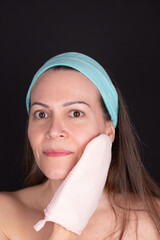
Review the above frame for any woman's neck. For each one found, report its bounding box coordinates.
[38,179,64,208]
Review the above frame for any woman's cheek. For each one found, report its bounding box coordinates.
[69,122,102,158]
[28,125,42,157]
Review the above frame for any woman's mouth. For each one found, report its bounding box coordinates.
[43,149,73,157]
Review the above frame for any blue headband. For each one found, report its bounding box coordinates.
[26,52,118,128]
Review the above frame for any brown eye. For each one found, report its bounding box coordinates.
[70,110,83,118]
[35,111,48,119]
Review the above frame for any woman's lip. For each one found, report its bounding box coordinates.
[43,149,73,157]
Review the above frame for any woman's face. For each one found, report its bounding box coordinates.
[28,69,113,180]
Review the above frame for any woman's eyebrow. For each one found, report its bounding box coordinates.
[31,101,91,108]
[63,101,91,108]
[31,102,49,108]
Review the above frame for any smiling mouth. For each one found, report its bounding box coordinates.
[43,149,73,157]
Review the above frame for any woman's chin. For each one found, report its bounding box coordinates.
[44,167,71,180]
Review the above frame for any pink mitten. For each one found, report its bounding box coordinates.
[34,134,112,235]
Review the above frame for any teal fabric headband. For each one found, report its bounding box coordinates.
[26,52,118,128]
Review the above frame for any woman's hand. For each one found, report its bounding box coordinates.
[48,224,77,240]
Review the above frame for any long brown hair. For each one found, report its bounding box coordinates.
[24,66,160,239]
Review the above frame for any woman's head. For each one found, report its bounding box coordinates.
[24,52,143,193]
[28,67,115,180]
[24,52,138,187]
[26,52,118,128]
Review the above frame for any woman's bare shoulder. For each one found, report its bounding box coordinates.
[107,194,160,239]
[0,188,53,240]
[0,191,20,239]
[0,187,32,208]
[126,197,160,239]
[0,185,42,210]
[0,187,37,222]
[0,186,44,239]
[0,191,19,214]
[0,190,29,225]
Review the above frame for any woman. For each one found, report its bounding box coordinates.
[0,52,160,240]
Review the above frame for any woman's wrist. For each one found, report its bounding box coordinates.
[48,223,77,240]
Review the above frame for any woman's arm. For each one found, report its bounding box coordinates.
[48,224,77,240]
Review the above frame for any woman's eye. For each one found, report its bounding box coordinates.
[34,111,48,119]
[70,110,83,118]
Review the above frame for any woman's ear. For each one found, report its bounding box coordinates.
[104,121,115,142]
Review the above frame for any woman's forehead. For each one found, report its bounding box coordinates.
[30,69,100,102]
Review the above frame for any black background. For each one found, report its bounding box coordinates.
[0,0,160,191]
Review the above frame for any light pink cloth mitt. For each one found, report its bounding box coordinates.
[34,134,112,235]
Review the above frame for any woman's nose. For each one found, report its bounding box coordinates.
[46,118,67,139]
